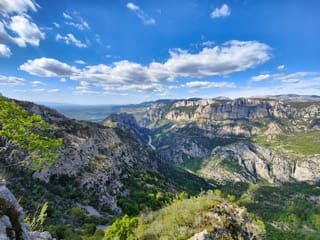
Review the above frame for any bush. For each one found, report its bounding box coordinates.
[103,215,138,240]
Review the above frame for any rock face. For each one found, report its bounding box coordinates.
[130,98,319,128]
[199,141,320,184]
[0,185,52,240]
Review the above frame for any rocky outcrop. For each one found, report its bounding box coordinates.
[0,185,52,240]
[200,141,320,184]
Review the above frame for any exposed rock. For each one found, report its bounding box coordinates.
[0,185,52,240]
[189,229,210,240]
[29,231,52,240]
[200,142,320,184]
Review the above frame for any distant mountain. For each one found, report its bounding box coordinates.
[263,94,320,102]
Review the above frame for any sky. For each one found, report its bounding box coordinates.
[0,0,320,105]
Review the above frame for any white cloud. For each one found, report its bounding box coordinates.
[0,43,11,57]
[0,1,44,50]
[251,71,319,84]
[60,77,67,82]
[211,4,231,19]
[164,40,271,77]
[74,60,86,65]
[62,12,72,20]
[0,75,25,85]
[274,72,317,83]
[65,21,89,31]
[9,15,45,47]
[202,40,215,47]
[56,33,87,48]
[277,65,285,71]
[19,57,79,77]
[126,2,156,25]
[251,74,271,81]
[0,0,38,16]
[185,81,235,88]
[31,80,43,86]
[20,40,271,93]
[63,11,90,30]
[53,22,60,28]
[103,83,163,92]
[47,88,60,93]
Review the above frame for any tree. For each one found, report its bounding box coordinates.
[103,215,138,240]
[69,206,85,223]
[0,97,62,170]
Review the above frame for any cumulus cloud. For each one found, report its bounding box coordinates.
[9,15,45,47]
[0,0,44,52]
[56,33,87,48]
[0,43,11,57]
[277,65,285,71]
[20,40,271,93]
[126,2,156,25]
[211,4,231,18]
[0,0,38,16]
[164,40,271,77]
[19,57,79,77]
[185,81,235,88]
[251,71,319,84]
[0,75,25,85]
[60,77,67,82]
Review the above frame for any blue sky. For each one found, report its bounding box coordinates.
[0,0,320,104]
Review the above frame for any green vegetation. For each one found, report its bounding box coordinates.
[25,201,49,231]
[0,96,62,169]
[180,156,203,172]
[289,101,320,110]
[105,191,266,240]
[117,167,175,216]
[159,163,211,195]
[218,182,320,240]
[252,130,320,155]
[104,215,138,240]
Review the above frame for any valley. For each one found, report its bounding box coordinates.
[0,95,319,239]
